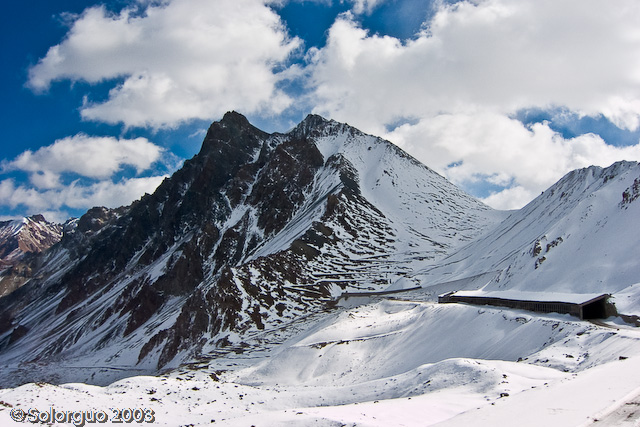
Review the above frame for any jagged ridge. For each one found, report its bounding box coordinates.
[0,215,63,297]
[0,112,498,385]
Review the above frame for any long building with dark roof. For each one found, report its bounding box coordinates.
[438,290,613,320]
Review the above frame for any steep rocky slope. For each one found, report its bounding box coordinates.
[0,112,499,384]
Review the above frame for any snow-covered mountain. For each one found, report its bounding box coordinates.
[410,160,640,317]
[1,114,640,426]
[0,112,499,385]
[0,214,62,297]
[0,215,62,266]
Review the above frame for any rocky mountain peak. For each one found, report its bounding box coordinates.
[0,215,63,297]
[288,113,348,141]
[198,111,268,157]
[0,215,62,263]
[413,160,640,299]
[0,113,501,382]
[222,109,250,123]
[296,113,331,131]
[29,214,46,223]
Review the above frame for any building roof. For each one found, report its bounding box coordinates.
[448,290,608,306]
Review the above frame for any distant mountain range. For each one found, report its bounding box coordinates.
[0,214,62,296]
[0,112,638,387]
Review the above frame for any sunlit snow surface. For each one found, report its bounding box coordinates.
[0,116,504,380]
[413,161,640,316]
[2,154,640,424]
[2,296,640,426]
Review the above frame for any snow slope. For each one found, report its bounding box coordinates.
[1,119,640,426]
[1,297,639,426]
[0,113,501,385]
[411,161,640,316]
[272,117,503,297]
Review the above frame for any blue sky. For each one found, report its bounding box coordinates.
[2,0,640,222]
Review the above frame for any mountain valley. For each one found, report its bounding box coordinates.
[0,113,639,426]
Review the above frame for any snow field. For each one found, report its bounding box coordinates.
[1,300,640,426]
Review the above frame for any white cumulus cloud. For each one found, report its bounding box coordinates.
[28,0,301,129]
[0,176,168,222]
[308,0,640,132]
[0,133,176,220]
[385,113,640,209]
[3,134,165,189]
[305,0,640,208]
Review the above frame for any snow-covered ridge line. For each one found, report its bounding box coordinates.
[1,115,640,426]
[412,160,640,317]
[0,112,501,384]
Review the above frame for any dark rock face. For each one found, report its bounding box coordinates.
[621,177,640,208]
[0,112,494,378]
[0,112,334,369]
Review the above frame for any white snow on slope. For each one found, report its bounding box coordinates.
[1,298,639,426]
[313,122,503,260]
[413,161,640,315]
[254,119,503,267]
[0,216,62,268]
[1,147,640,425]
